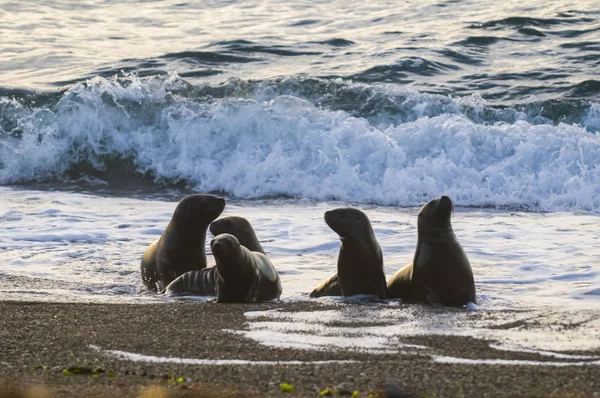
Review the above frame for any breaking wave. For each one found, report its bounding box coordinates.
[2,74,600,210]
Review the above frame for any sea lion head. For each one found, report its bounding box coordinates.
[210,233,243,263]
[418,195,453,234]
[324,208,372,239]
[172,194,226,228]
[210,216,252,237]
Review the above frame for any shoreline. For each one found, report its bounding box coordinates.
[1,301,599,397]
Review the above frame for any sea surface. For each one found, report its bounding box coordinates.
[1,0,600,356]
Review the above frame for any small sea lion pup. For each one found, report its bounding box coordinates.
[387,196,476,307]
[310,208,386,299]
[209,216,265,253]
[140,194,226,292]
[211,233,282,303]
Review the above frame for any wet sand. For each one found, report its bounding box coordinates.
[1,301,599,397]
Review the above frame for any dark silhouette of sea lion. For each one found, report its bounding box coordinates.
[387,196,476,307]
[211,233,282,303]
[310,208,386,299]
[140,194,225,292]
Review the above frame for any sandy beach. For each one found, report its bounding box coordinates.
[1,301,599,398]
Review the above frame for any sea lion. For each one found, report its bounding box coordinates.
[140,194,226,292]
[211,233,282,303]
[162,267,218,296]
[209,216,265,253]
[310,208,386,299]
[387,196,476,307]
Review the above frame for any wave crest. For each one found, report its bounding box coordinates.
[1,74,600,210]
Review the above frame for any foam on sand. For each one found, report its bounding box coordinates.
[89,345,356,366]
[238,306,600,354]
[433,356,600,367]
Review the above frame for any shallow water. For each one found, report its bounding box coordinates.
[1,186,598,308]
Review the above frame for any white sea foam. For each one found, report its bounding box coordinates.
[228,322,427,353]
[236,306,600,355]
[2,76,600,210]
[227,329,402,353]
[488,344,600,360]
[89,345,356,365]
[432,356,600,366]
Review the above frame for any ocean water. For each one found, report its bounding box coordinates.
[1,0,600,356]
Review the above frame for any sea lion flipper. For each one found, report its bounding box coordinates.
[424,286,440,304]
[386,263,414,299]
[309,273,342,297]
[245,276,259,303]
[379,281,387,300]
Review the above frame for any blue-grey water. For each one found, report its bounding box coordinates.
[2,0,599,100]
